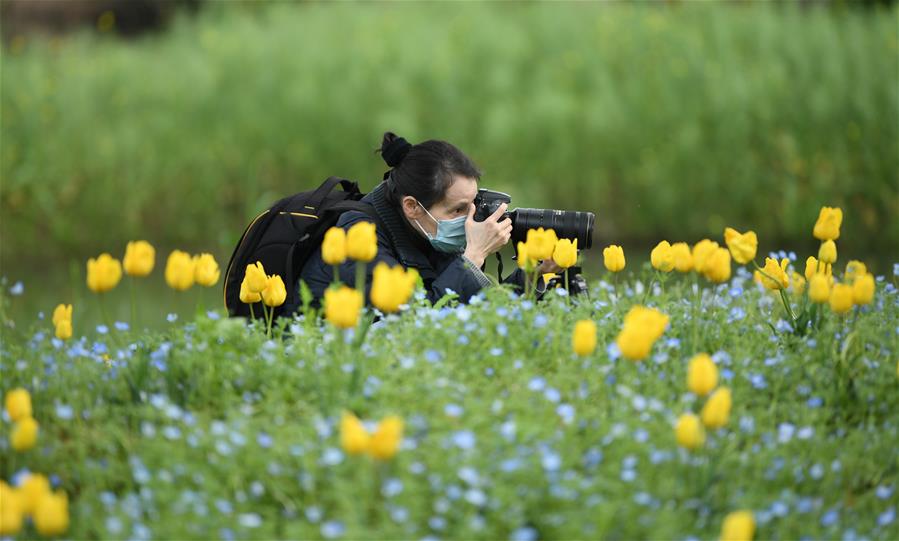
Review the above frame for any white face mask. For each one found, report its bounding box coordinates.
[413,201,467,253]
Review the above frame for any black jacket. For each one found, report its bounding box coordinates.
[299,181,539,306]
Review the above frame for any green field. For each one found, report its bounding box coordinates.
[2,2,898,273]
[1,260,898,539]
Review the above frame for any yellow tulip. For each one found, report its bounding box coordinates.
[844,260,867,282]
[818,240,837,264]
[524,228,558,261]
[371,262,418,313]
[703,247,732,283]
[346,221,378,262]
[650,240,675,272]
[829,283,853,314]
[572,320,597,356]
[324,286,363,329]
[804,256,819,281]
[244,261,268,293]
[851,273,874,305]
[720,510,756,541]
[692,239,719,274]
[675,413,705,450]
[603,245,626,272]
[52,304,72,327]
[0,481,23,536]
[340,411,370,455]
[18,474,50,516]
[322,227,348,266]
[759,257,789,291]
[164,250,195,291]
[86,253,122,293]
[123,240,155,277]
[808,274,831,303]
[813,206,842,241]
[701,387,732,429]
[369,415,404,460]
[11,416,39,452]
[33,490,69,537]
[4,388,32,422]
[552,238,578,269]
[687,353,718,397]
[724,228,758,265]
[239,276,262,304]
[193,253,221,287]
[671,242,693,273]
[616,306,669,361]
[516,241,537,271]
[261,275,287,307]
[55,319,72,341]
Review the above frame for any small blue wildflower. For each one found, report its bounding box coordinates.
[876,485,894,500]
[878,507,895,526]
[821,509,839,527]
[238,513,262,528]
[528,377,546,391]
[9,281,24,296]
[451,430,476,450]
[305,506,322,523]
[114,321,129,331]
[257,432,273,448]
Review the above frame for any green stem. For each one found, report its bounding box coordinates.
[129,276,137,330]
[355,260,366,294]
[265,303,274,338]
[333,264,341,286]
[249,302,255,321]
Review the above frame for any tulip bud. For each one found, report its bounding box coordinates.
[703,247,732,284]
[691,239,719,274]
[164,250,195,291]
[55,319,72,341]
[86,253,123,293]
[813,206,842,241]
[818,240,837,264]
[52,304,72,328]
[239,277,262,304]
[11,416,39,452]
[369,416,404,460]
[516,241,537,271]
[808,273,831,303]
[526,228,558,260]
[33,490,69,537]
[4,388,32,422]
[572,320,597,356]
[851,273,874,305]
[324,286,363,329]
[829,283,853,314]
[18,474,50,516]
[724,228,758,265]
[261,275,287,307]
[193,253,221,287]
[552,238,578,269]
[701,387,732,429]
[759,257,789,290]
[687,353,718,396]
[671,242,693,273]
[603,245,626,272]
[340,411,370,455]
[322,227,348,266]
[0,481,23,536]
[650,240,675,272]
[123,240,156,277]
[371,262,417,313]
[244,261,268,293]
[720,510,756,541]
[804,256,819,281]
[675,413,705,450]
[844,260,867,282]
[346,221,378,262]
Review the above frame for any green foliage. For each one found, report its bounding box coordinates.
[2,2,897,267]
[1,266,897,539]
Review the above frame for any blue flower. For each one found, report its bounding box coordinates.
[878,507,895,526]
[257,432,273,448]
[528,377,546,391]
[451,430,476,450]
[9,281,24,296]
[820,509,839,527]
[425,349,443,363]
[238,513,262,528]
[55,402,74,420]
[876,485,894,500]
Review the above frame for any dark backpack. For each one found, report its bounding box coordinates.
[222,176,382,320]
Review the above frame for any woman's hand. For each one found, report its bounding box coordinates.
[462,202,512,267]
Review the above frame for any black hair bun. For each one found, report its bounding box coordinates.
[381,134,412,167]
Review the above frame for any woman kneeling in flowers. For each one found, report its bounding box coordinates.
[300,132,560,306]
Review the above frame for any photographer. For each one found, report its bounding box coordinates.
[299,132,562,306]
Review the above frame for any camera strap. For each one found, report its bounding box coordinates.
[495,252,504,281]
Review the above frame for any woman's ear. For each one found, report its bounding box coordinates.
[401,196,423,222]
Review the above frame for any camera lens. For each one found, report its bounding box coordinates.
[510,208,595,249]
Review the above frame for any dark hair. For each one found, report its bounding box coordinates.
[376,131,482,208]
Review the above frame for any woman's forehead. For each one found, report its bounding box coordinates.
[443,176,478,206]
